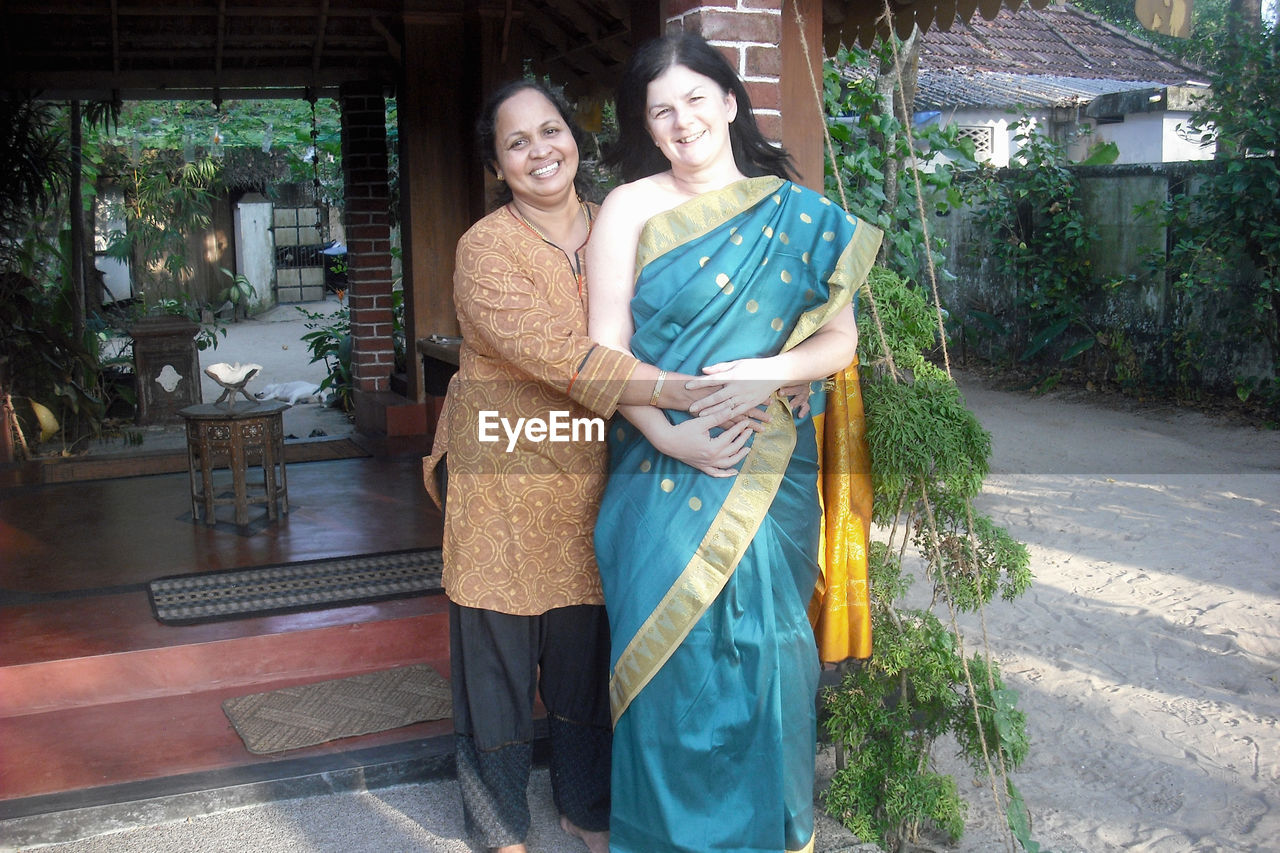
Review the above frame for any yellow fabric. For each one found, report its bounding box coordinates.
[809,359,874,662]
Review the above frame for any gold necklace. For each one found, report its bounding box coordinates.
[511,198,589,247]
[511,199,591,292]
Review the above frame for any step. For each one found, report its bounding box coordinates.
[0,668,457,805]
[0,593,449,716]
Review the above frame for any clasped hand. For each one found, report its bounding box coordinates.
[687,358,813,421]
[653,358,811,477]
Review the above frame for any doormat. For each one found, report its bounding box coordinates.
[222,664,452,754]
[148,548,443,625]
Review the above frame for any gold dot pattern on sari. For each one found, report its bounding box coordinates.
[716,272,730,288]
[640,459,652,473]
[660,478,675,493]
[763,226,773,238]
[779,232,790,245]
[771,318,784,331]
[823,231,835,241]
[746,300,759,313]
[689,496,702,511]
[731,233,743,245]
[781,270,793,284]
[800,213,812,223]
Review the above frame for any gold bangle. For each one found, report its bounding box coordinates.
[649,370,667,407]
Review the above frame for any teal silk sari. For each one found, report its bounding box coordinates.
[595,177,881,853]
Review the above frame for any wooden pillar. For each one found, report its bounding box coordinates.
[398,8,485,404]
[782,0,825,190]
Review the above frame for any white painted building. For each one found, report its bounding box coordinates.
[910,3,1212,167]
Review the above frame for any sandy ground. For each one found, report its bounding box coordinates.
[895,373,1280,853]
[12,364,1280,852]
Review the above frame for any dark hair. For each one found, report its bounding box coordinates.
[475,78,595,208]
[604,32,795,184]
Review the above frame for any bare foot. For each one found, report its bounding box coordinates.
[560,815,609,853]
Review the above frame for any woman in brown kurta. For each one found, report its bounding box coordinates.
[422,80,751,853]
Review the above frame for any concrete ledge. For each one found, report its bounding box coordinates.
[0,734,460,848]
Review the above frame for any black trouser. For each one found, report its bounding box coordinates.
[449,602,612,849]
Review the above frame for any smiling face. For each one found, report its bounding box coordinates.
[644,63,738,174]
[492,87,580,208]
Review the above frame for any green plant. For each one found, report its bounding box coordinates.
[100,146,219,303]
[298,303,354,412]
[822,268,1037,851]
[1177,22,1277,409]
[825,45,977,288]
[967,118,1100,369]
[216,266,258,321]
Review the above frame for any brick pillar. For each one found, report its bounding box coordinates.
[666,1,784,143]
[339,82,397,431]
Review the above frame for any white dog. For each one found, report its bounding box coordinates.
[255,381,328,405]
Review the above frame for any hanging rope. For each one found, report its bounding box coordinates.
[307,89,321,200]
[790,5,900,385]
[790,3,1020,849]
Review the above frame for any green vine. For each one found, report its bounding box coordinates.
[966,119,1101,368]
[1139,22,1280,413]
[822,268,1036,852]
[823,45,976,287]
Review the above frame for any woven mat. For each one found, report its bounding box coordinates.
[148,548,443,625]
[222,664,452,754]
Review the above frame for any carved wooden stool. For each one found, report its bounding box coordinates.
[180,401,289,528]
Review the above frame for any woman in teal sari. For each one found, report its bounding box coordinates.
[587,34,882,853]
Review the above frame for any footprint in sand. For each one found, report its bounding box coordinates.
[1159,696,1209,727]
[1134,768,1186,816]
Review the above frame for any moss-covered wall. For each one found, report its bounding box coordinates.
[933,162,1274,391]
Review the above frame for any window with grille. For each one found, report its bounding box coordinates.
[273,206,326,303]
[956,125,994,161]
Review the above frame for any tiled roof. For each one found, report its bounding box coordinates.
[916,71,1181,110]
[919,3,1204,79]
[911,3,1206,109]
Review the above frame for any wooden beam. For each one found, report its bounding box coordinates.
[782,0,825,190]
[312,0,331,77]
[111,0,121,75]
[215,0,226,82]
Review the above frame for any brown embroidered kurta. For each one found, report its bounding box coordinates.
[423,205,636,615]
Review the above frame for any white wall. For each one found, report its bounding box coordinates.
[1163,114,1215,161]
[942,107,1211,166]
[233,195,276,314]
[94,188,132,303]
[1088,112,1167,164]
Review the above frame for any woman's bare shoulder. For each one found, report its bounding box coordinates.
[600,174,684,226]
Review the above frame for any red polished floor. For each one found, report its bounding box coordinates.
[0,447,448,813]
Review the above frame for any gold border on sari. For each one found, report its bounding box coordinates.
[609,396,796,724]
[609,182,885,723]
[634,176,784,273]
